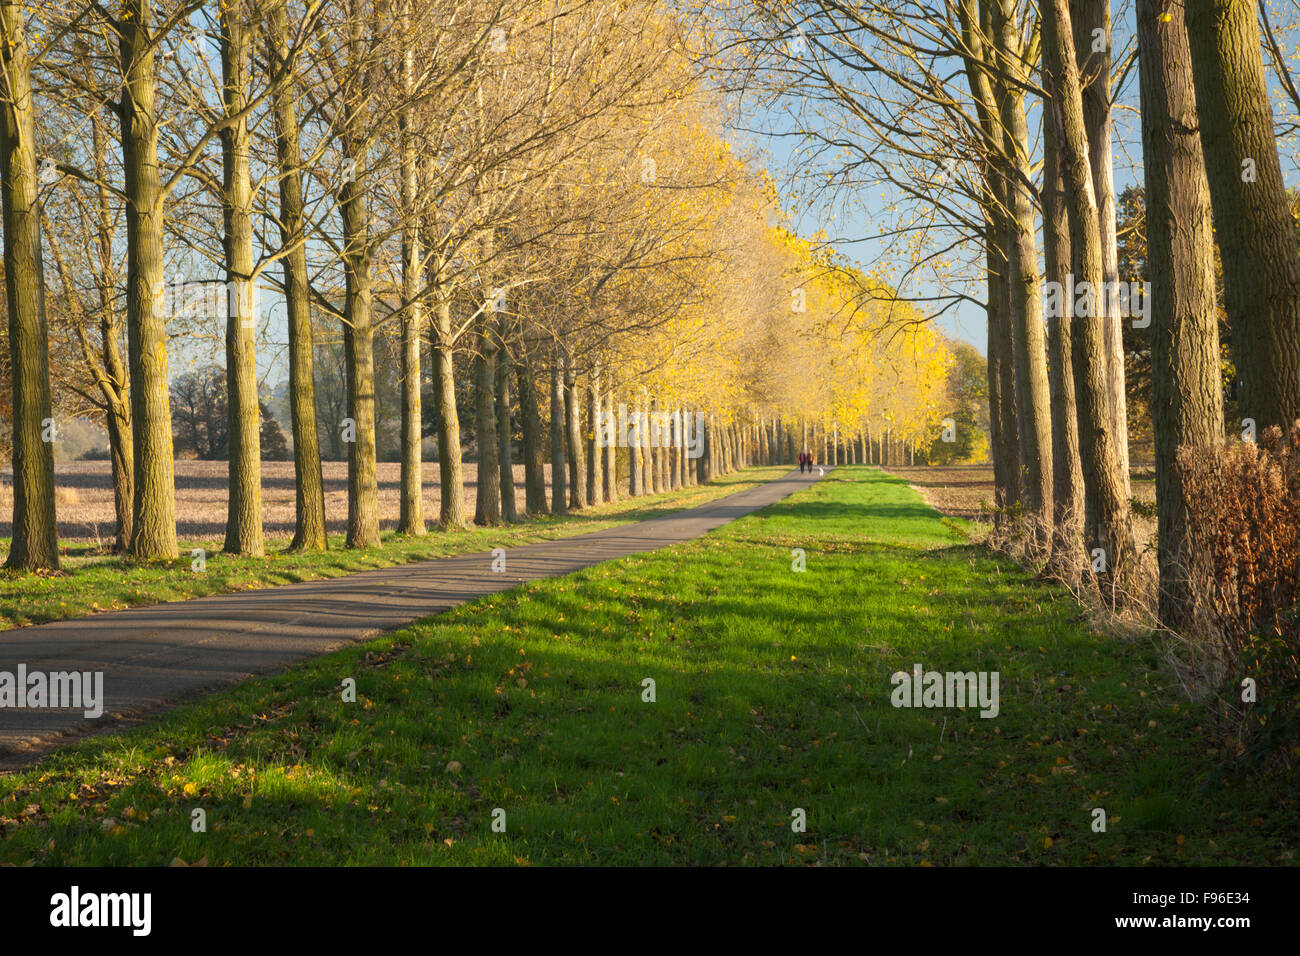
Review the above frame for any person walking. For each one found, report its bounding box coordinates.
[798,451,806,473]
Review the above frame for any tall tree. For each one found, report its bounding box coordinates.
[1184,0,1300,432]
[1138,0,1223,626]
[267,1,326,552]
[564,350,587,508]
[430,254,465,526]
[397,0,425,536]
[41,44,133,552]
[550,354,567,513]
[1041,90,1085,577]
[1072,0,1130,494]
[497,323,518,522]
[516,350,547,515]
[991,0,1053,550]
[220,0,263,556]
[0,0,59,571]
[338,0,379,548]
[117,0,181,559]
[473,312,502,525]
[587,364,603,507]
[1043,0,1135,596]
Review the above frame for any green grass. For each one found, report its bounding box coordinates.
[0,466,1293,865]
[0,467,787,632]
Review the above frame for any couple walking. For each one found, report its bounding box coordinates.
[798,450,816,474]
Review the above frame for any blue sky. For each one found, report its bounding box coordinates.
[720,3,1300,360]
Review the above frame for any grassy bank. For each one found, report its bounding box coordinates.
[0,467,787,632]
[0,466,1292,865]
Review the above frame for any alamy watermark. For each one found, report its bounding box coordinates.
[890,663,1000,718]
[1042,274,1151,328]
[156,272,264,328]
[596,404,706,459]
[50,886,151,936]
[0,664,104,718]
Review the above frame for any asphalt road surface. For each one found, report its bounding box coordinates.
[0,467,823,767]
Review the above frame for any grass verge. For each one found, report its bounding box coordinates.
[0,467,787,632]
[0,466,1293,865]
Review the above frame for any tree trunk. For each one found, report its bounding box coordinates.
[638,398,650,493]
[430,277,464,527]
[716,417,727,475]
[564,354,586,508]
[653,404,664,489]
[1185,0,1300,431]
[550,357,567,513]
[992,0,1053,552]
[985,244,1011,510]
[0,0,59,570]
[93,103,132,552]
[119,0,178,559]
[688,412,697,483]
[1139,0,1225,626]
[665,419,674,484]
[397,280,425,533]
[496,327,517,522]
[1041,88,1085,577]
[702,415,713,481]
[396,11,424,536]
[628,396,640,496]
[340,187,379,548]
[338,8,379,549]
[473,323,501,525]
[84,84,134,552]
[516,353,547,515]
[670,410,682,489]
[603,392,619,501]
[586,367,603,507]
[1073,0,1130,494]
[958,0,1018,514]
[105,396,133,552]
[268,3,325,552]
[220,3,263,556]
[1045,0,1136,597]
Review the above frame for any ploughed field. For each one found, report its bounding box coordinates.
[0,460,555,546]
[884,464,1157,548]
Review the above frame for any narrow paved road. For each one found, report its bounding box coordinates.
[0,468,822,766]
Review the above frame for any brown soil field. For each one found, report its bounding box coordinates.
[0,460,558,545]
[1,460,1160,550]
[882,463,1158,549]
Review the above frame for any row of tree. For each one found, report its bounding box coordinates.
[2,0,957,571]
[713,0,1300,624]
